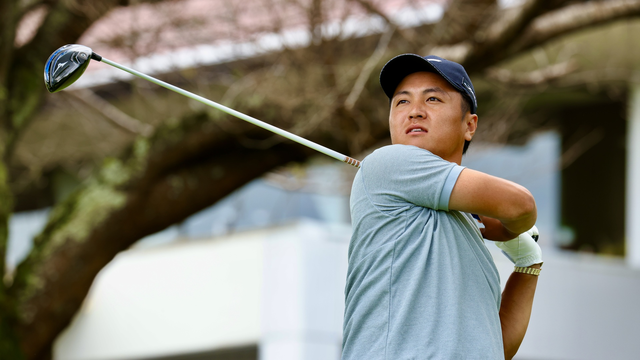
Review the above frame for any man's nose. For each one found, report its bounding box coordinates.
[409,104,426,119]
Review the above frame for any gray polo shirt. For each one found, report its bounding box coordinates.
[342,144,503,360]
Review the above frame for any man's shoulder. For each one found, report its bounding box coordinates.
[364,144,444,166]
[362,144,457,177]
[368,144,432,156]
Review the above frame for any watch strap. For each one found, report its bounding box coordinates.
[514,266,541,276]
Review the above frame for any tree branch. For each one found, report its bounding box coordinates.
[344,26,394,111]
[7,93,366,357]
[429,0,497,46]
[561,127,605,168]
[5,0,123,162]
[66,90,154,136]
[461,0,557,70]
[350,0,417,47]
[512,0,640,55]
[7,0,175,160]
[486,60,578,87]
[427,0,640,73]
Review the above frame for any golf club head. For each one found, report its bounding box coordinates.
[44,44,94,93]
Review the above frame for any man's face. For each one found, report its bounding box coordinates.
[388,71,477,164]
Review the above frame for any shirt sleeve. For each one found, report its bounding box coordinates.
[359,144,464,212]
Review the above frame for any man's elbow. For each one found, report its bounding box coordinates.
[516,188,537,221]
[504,187,537,230]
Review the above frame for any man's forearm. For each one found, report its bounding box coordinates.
[480,216,520,241]
[499,264,541,360]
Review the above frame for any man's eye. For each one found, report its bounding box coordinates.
[396,99,408,105]
[427,97,439,102]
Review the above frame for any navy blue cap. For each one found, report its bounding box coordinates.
[380,54,477,114]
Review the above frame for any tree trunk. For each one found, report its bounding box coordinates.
[7,113,320,359]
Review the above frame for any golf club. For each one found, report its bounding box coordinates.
[44,44,361,168]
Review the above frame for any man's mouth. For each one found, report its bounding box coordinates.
[407,127,427,134]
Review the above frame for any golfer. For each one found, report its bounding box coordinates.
[342,54,543,360]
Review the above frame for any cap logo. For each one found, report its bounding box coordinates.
[427,59,442,62]
[462,80,476,101]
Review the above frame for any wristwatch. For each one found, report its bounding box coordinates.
[514,265,542,276]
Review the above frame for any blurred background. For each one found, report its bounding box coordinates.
[2,0,640,359]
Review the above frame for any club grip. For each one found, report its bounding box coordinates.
[344,157,361,168]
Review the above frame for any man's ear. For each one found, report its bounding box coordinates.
[464,113,478,141]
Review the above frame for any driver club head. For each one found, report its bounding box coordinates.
[44,44,96,93]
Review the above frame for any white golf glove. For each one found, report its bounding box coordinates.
[495,226,543,267]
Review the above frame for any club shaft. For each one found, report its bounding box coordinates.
[99,57,361,168]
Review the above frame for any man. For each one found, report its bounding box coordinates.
[342,54,543,360]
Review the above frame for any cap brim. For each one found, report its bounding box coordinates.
[379,54,440,99]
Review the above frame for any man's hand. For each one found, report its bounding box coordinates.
[495,226,542,267]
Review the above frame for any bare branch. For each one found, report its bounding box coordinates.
[429,42,473,63]
[428,0,497,46]
[344,26,394,111]
[559,68,640,88]
[486,60,578,87]
[421,0,555,69]
[351,0,397,28]
[66,90,154,137]
[350,0,417,46]
[425,0,640,72]
[512,0,640,55]
[473,93,527,144]
[461,0,556,69]
[561,127,605,168]
[479,0,552,46]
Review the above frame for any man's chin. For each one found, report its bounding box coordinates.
[398,138,431,151]
[391,136,439,153]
